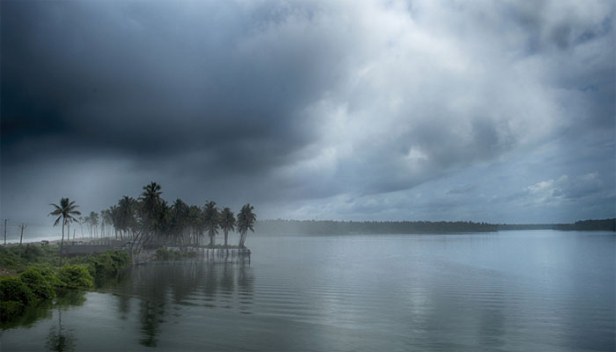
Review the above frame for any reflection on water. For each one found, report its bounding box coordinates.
[104,259,254,347]
[0,289,86,352]
[139,300,164,347]
[1,232,614,352]
[0,289,87,331]
[45,310,75,352]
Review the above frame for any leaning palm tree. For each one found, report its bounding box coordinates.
[237,204,256,248]
[219,207,235,247]
[203,201,219,246]
[50,198,81,264]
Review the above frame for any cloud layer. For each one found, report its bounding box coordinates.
[2,0,614,227]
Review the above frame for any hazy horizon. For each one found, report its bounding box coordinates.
[2,0,615,228]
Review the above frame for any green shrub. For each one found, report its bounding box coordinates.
[0,277,37,320]
[156,247,174,260]
[0,246,19,268]
[36,266,65,287]
[19,268,56,300]
[0,277,36,305]
[59,264,94,289]
[91,250,131,278]
[23,244,44,262]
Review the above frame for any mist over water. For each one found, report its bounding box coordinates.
[3,231,614,351]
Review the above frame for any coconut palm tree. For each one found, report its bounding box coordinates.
[134,182,163,251]
[140,182,162,220]
[89,212,99,238]
[237,204,256,248]
[78,216,85,238]
[203,201,219,246]
[171,199,189,245]
[188,205,204,246]
[117,196,136,239]
[49,198,81,264]
[219,207,235,247]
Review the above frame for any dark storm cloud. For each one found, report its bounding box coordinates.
[1,0,351,171]
[1,0,614,225]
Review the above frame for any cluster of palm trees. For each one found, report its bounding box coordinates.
[50,182,256,253]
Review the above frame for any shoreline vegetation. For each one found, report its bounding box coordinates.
[0,242,250,326]
[0,245,131,323]
[1,179,258,326]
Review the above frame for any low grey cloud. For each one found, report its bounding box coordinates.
[2,0,614,228]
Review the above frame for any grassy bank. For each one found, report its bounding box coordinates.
[0,244,131,322]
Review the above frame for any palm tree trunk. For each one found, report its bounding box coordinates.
[224,230,228,247]
[60,221,65,265]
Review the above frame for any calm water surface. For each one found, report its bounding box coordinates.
[2,231,615,351]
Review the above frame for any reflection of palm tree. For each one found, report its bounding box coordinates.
[237,263,254,314]
[220,263,235,294]
[49,198,81,264]
[204,265,218,303]
[237,204,256,248]
[46,308,75,352]
[139,300,164,348]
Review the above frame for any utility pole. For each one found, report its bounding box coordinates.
[19,223,27,247]
[18,223,26,266]
[4,219,7,246]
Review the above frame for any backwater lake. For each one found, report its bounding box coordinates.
[2,230,615,351]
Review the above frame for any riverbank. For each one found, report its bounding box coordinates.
[0,243,132,322]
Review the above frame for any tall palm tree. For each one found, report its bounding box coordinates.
[134,182,163,251]
[49,198,81,264]
[188,205,204,246]
[82,215,92,237]
[89,212,99,238]
[203,201,219,246]
[101,208,113,239]
[237,204,256,248]
[140,182,162,221]
[78,216,85,238]
[171,199,189,245]
[219,207,235,247]
[117,196,136,239]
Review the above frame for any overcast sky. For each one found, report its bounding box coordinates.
[2,0,615,232]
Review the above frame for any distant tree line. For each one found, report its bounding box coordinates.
[255,219,498,235]
[553,219,616,232]
[498,219,615,232]
[257,218,616,235]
